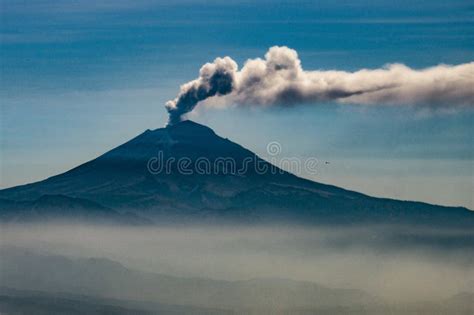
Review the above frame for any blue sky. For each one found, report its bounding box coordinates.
[1,0,473,208]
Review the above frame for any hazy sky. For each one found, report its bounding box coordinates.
[1,0,473,208]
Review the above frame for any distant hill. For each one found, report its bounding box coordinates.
[1,248,472,314]
[0,120,472,226]
[0,194,149,225]
[0,247,378,311]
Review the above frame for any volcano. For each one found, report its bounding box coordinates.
[0,120,472,226]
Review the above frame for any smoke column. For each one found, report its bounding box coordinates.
[165,46,474,125]
[165,57,237,125]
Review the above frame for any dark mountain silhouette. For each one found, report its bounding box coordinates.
[0,120,472,226]
[0,195,149,225]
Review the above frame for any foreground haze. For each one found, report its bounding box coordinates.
[1,223,473,314]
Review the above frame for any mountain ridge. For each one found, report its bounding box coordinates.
[0,120,472,226]
[0,246,379,311]
[0,194,150,225]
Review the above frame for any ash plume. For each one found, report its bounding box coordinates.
[165,57,237,125]
[165,46,474,125]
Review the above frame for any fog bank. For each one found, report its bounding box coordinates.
[1,223,472,304]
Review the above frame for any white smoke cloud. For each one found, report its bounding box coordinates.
[166,46,474,124]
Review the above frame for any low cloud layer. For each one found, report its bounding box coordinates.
[166,46,474,125]
[2,224,473,303]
